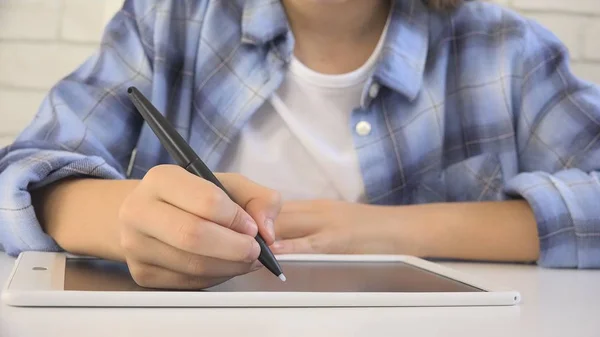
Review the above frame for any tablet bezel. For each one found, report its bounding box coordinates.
[2,252,521,307]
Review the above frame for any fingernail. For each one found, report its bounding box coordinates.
[272,241,283,250]
[264,218,275,240]
[249,239,261,261]
[246,219,258,235]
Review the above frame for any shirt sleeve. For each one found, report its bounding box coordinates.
[504,19,600,269]
[0,0,155,256]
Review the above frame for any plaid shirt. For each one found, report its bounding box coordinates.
[1,0,599,268]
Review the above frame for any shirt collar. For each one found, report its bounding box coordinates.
[372,0,429,102]
[241,0,290,46]
[241,0,430,101]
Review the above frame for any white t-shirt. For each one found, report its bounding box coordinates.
[218,18,390,202]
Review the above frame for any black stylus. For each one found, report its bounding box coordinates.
[127,86,286,282]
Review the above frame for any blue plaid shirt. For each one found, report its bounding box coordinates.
[1,0,599,268]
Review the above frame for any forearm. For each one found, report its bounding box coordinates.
[382,200,540,263]
[31,178,140,261]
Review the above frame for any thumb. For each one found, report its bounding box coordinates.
[217,173,282,245]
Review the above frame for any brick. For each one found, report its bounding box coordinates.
[0,42,97,90]
[0,89,47,135]
[571,62,600,85]
[490,0,510,6]
[511,0,600,15]
[0,0,56,7]
[0,0,61,40]
[61,0,110,42]
[0,136,15,148]
[60,0,124,42]
[583,21,600,61]
[525,14,587,60]
[103,0,125,27]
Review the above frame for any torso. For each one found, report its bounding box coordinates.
[127,0,542,205]
[216,11,391,202]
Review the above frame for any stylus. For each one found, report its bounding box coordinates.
[127,86,286,282]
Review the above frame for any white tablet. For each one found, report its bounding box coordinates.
[2,251,521,307]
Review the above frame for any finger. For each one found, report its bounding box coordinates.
[127,262,232,290]
[143,165,257,236]
[270,237,316,254]
[218,173,282,245]
[123,231,262,278]
[125,200,261,262]
[275,201,321,240]
[245,198,280,246]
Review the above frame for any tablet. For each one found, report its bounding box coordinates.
[2,252,521,307]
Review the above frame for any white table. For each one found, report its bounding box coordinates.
[0,253,598,337]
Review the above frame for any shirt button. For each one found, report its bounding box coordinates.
[355,121,372,136]
[368,82,380,98]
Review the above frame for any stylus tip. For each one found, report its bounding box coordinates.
[278,274,287,282]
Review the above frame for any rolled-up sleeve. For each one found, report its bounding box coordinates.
[0,0,154,256]
[505,19,600,269]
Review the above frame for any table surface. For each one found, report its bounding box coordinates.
[0,253,598,337]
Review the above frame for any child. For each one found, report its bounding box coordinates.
[0,0,599,289]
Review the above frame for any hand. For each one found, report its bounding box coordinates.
[270,200,423,255]
[118,165,281,289]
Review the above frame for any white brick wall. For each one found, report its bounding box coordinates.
[0,0,122,146]
[0,0,599,146]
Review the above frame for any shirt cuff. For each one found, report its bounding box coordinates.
[505,169,600,269]
[0,148,124,256]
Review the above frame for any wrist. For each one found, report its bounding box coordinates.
[395,201,540,263]
[367,204,432,257]
[32,178,140,261]
[387,202,495,259]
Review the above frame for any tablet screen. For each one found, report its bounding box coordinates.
[64,258,484,292]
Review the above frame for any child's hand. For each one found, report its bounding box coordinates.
[270,200,423,256]
[117,165,280,289]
